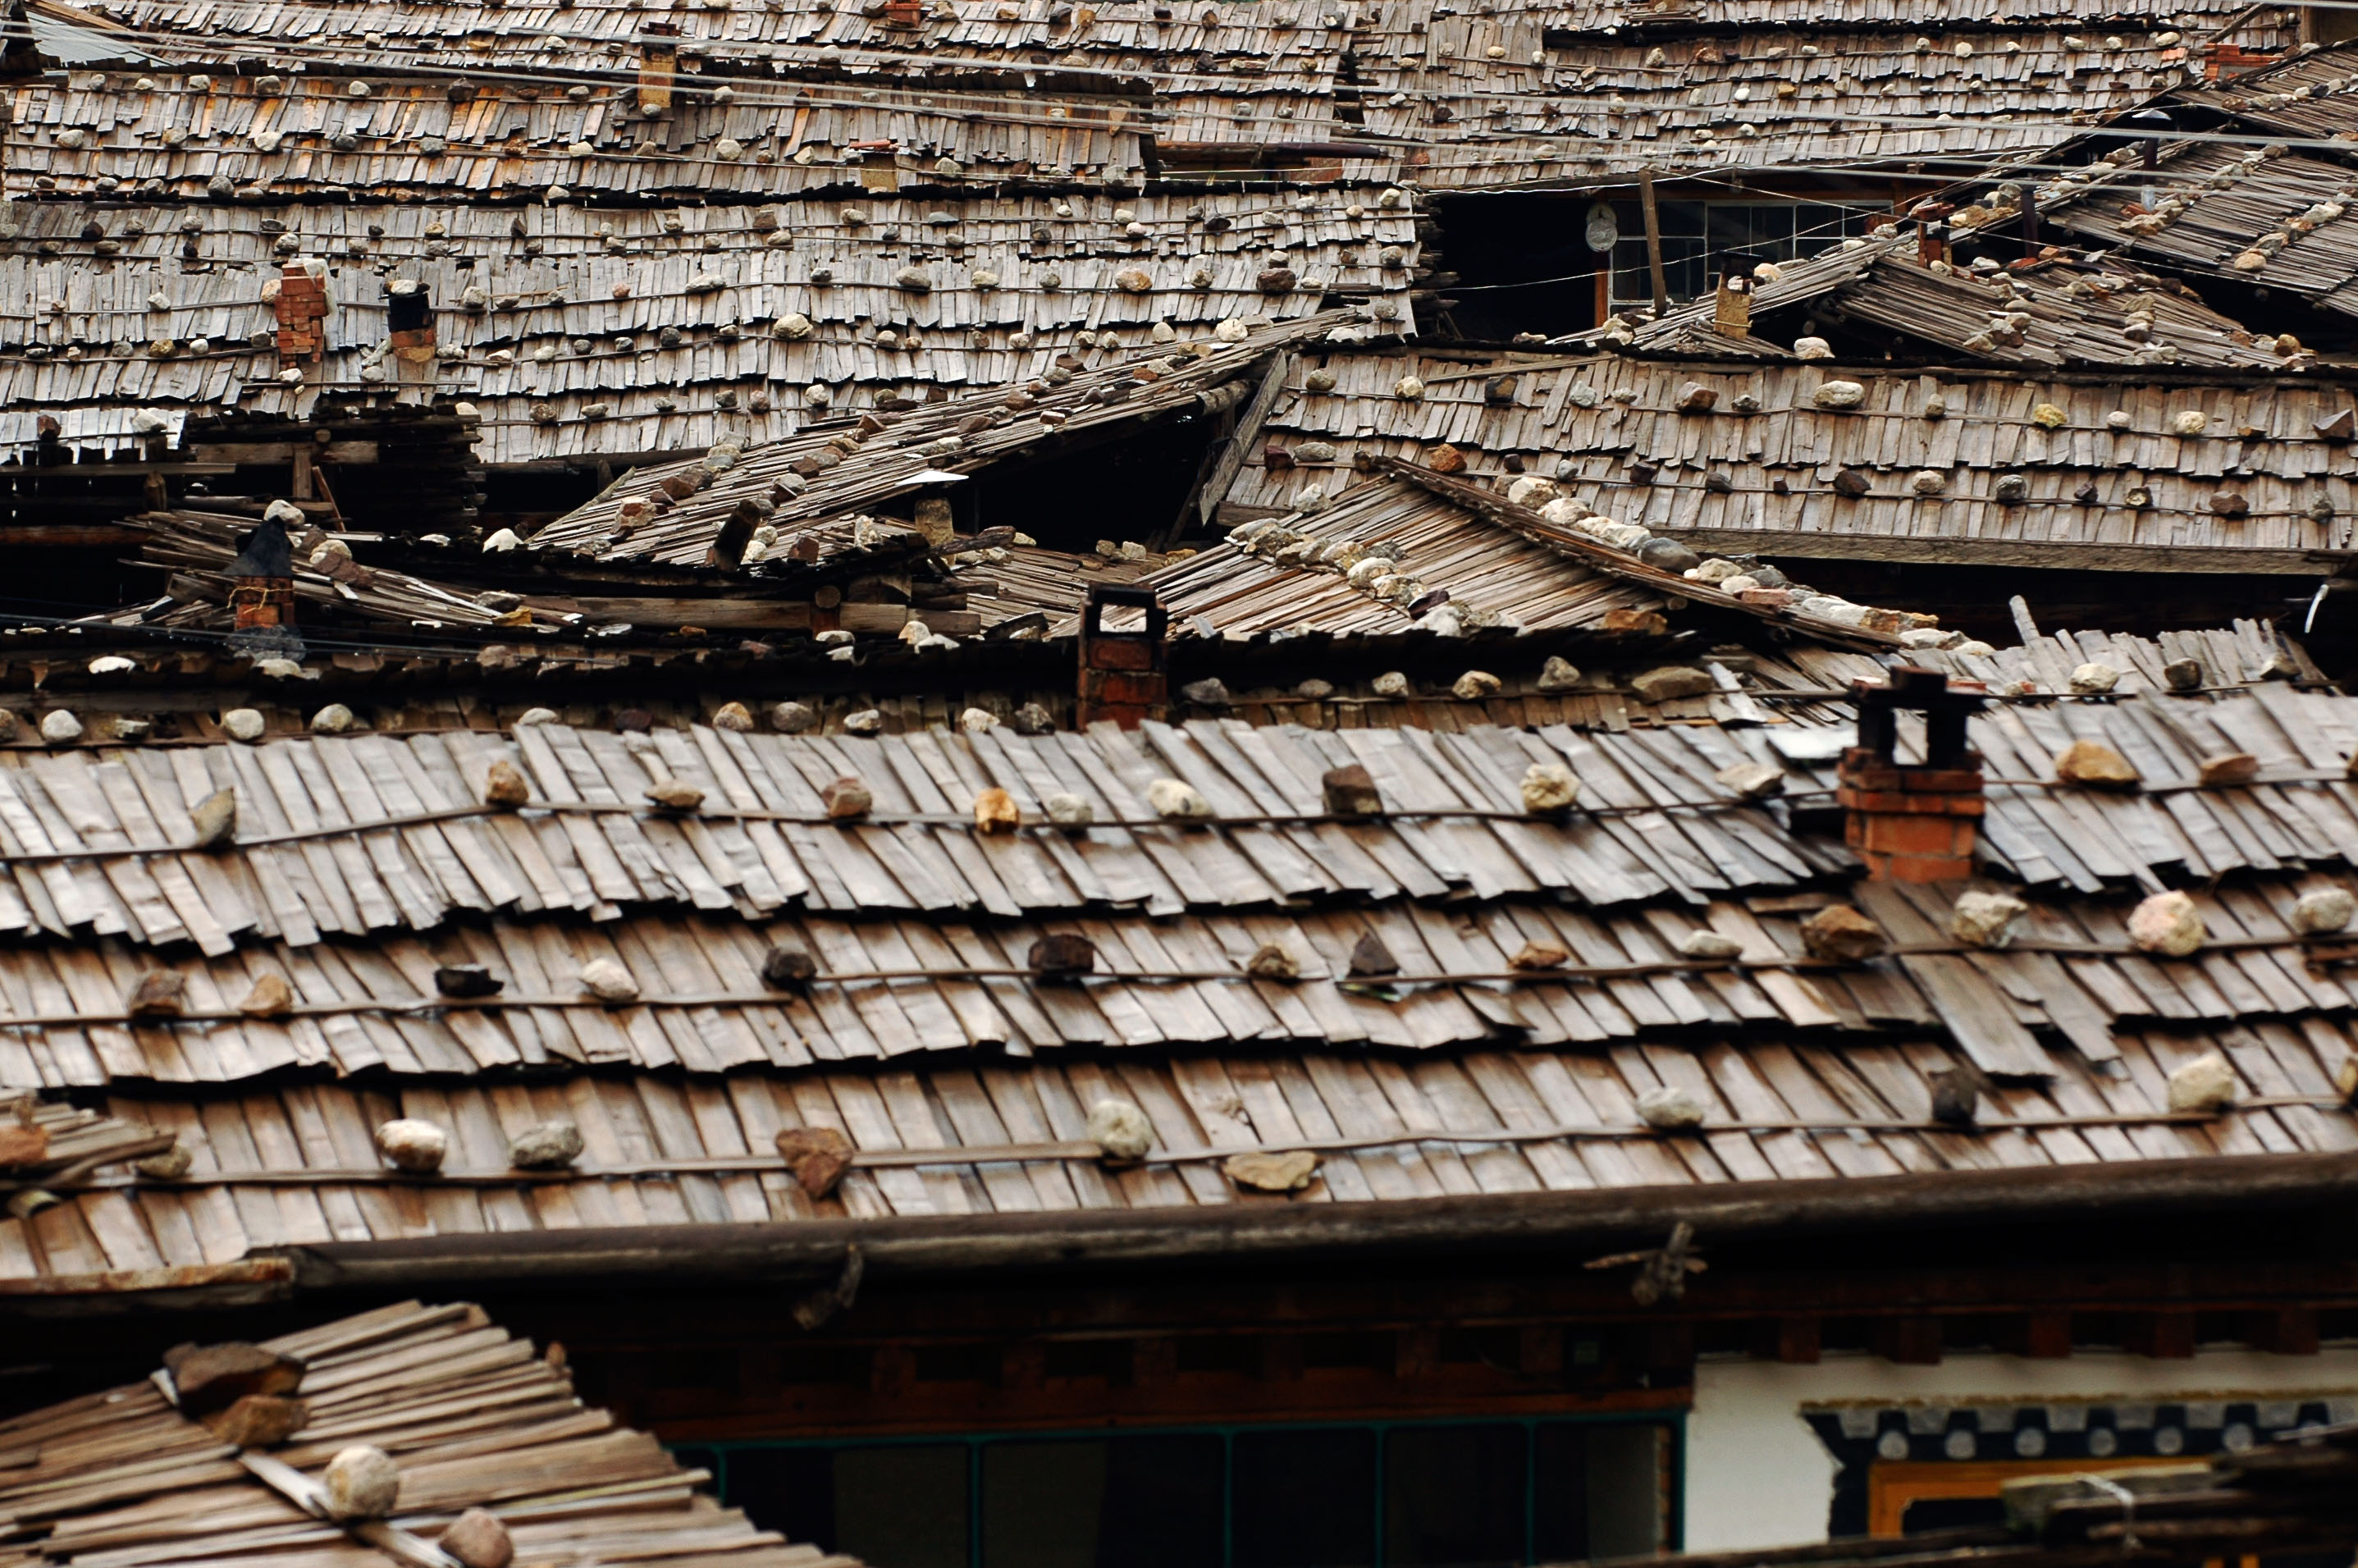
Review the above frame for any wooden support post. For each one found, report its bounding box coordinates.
[2242,1307,2321,1355]
[1646,1322,1695,1378]
[1875,1318,1944,1365]
[1775,1317,1822,1364]
[1000,1342,1046,1392]
[1638,169,1670,314]
[1395,1328,1440,1379]
[1132,1337,1177,1387]
[2019,1310,2074,1359]
[871,1344,915,1396]
[2127,1312,2197,1359]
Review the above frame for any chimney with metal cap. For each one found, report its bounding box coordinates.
[1837,667,1986,881]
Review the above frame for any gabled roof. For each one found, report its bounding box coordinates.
[530,313,1339,564]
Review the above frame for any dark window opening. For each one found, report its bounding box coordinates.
[707,1418,1677,1568]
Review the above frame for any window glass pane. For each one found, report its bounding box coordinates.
[1384,1424,1526,1568]
[1588,1425,1670,1558]
[1532,1425,1590,1562]
[981,1437,1222,1568]
[719,1447,834,1549]
[1233,1429,1378,1568]
[837,1446,971,1568]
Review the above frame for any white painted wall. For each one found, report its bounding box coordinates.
[1682,1348,2358,1552]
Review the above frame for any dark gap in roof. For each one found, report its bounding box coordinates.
[963,407,1231,552]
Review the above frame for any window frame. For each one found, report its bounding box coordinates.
[678,1411,1687,1568]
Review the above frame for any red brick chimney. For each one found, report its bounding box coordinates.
[1836,667,1986,881]
[1076,583,1168,729]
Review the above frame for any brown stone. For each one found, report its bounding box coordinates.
[201,1392,308,1448]
[1800,904,1886,962]
[973,786,1020,834]
[642,779,705,812]
[823,776,872,820]
[1029,933,1097,977]
[162,1341,305,1417]
[1507,939,1570,971]
[2054,738,2141,790]
[2196,751,2260,787]
[482,759,530,808]
[761,946,819,988]
[775,1125,854,1198]
[1425,443,1467,475]
[1225,1150,1319,1192]
[440,1510,515,1568]
[1346,931,1399,977]
[189,787,237,849]
[1830,467,1871,497]
[127,971,186,1018]
[1321,764,1382,816]
[239,973,295,1017]
[0,1123,49,1168]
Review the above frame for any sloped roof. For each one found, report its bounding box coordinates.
[1569,234,2292,372]
[529,312,1339,563]
[1225,350,2358,574]
[3,657,2358,1288]
[0,1299,859,1568]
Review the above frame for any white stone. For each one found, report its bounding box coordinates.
[1536,656,1582,693]
[1716,761,1785,800]
[1813,379,1866,409]
[222,708,266,743]
[1147,778,1213,819]
[1794,336,1834,359]
[1678,930,1744,961]
[373,1119,446,1174]
[957,706,998,732]
[2166,1049,2237,1113]
[578,957,640,1003]
[1692,557,1746,583]
[514,707,559,728]
[88,656,136,675]
[1085,1099,1154,1159]
[39,711,81,745]
[1372,671,1412,698]
[481,528,523,552]
[1506,476,1556,507]
[1950,890,2029,949]
[309,703,356,734]
[2292,886,2356,935]
[1634,1085,1706,1129]
[322,1446,401,1520]
[1044,792,1094,828]
[1520,761,1579,812]
[2128,889,2205,956]
[2068,662,2121,694]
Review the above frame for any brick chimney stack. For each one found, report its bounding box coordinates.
[1837,667,1986,881]
[1076,583,1168,729]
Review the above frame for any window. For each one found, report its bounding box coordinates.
[697,1418,1679,1568]
[1606,200,1885,313]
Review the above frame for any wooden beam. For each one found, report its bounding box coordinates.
[1875,1317,1944,1365]
[1656,528,2357,576]
[1190,350,1292,534]
[1638,168,1670,314]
